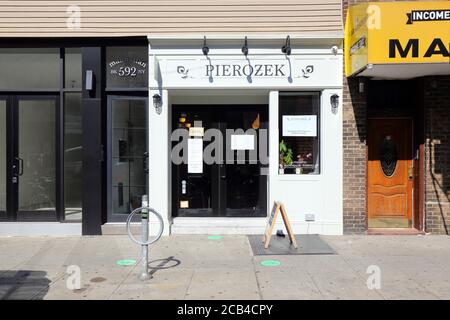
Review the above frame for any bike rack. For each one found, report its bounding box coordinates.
[126,195,164,280]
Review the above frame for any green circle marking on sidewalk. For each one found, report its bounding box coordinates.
[208,235,224,240]
[260,260,281,267]
[116,259,136,266]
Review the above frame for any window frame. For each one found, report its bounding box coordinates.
[278,91,322,176]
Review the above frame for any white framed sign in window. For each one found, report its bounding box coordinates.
[282,115,317,137]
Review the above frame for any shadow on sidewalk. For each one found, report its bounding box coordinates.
[0,270,50,300]
[148,256,181,277]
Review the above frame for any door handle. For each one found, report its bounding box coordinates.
[408,167,414,180]
[219,164,226,179]
[15,157,24,176]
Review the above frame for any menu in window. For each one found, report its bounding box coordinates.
[282,115,317,137]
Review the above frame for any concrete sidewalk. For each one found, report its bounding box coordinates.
[1,235,449,300]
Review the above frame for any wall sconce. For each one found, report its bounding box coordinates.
[281,35,291,56]
[153,93,162,114]
[202,36,209,56]
[330,94,339,114]
[242,36,249,56]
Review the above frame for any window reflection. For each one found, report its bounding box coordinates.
[65,48,82,89]
[64,93,83,221]
[0,100,6,218]
[0,48,60,89]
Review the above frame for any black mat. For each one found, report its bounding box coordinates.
[248,234,336,256]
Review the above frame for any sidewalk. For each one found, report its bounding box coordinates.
[1,234,449,300]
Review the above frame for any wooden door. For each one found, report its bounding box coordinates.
[367,119,413,228]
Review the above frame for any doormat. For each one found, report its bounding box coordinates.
[247,234,336,256]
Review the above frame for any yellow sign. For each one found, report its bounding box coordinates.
[345,1,450,76]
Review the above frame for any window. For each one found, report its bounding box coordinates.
[0,100,5,214]
[106,46,148,89]
[64,48,82,89]
[278,93,320,175]
[64,93,83,221]
[0,48,60,89]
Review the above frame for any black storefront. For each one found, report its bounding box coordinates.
[0,37,149,235]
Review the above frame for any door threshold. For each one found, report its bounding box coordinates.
[0,222,81,236]
[367,228,424,235]
[171,217,267,235]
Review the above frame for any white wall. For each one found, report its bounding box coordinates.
[148,89,171,236]
[148,37,343,235]
[268,91,343,235]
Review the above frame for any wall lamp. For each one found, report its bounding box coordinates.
[281,35,291,56]
[330,94,339,114]
[202,36,209,56]
[242,36,249,56]
[153,93,162,114]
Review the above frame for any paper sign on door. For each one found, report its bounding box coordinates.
[231,134,255,150]
[188,138,203,173]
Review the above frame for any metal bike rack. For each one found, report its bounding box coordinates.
[126,195,164,280]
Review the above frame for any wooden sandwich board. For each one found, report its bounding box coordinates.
[263,201,298,249]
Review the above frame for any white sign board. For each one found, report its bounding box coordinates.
[231,135,255,150]
[282,115,317,137]
[155,57,342,89]
[187,138,203,173]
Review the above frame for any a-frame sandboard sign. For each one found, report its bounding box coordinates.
[263,201,298,249]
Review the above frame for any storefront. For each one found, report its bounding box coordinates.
[343,1,450,234]
[0,36,344,236]
[0,1,345,236]
[0,38,150,235]
[148,36,343,235]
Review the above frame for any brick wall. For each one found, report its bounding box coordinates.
[424,76,450,234]
[342,0,368,233]
[342,0,450,234]
[343,77,368,233]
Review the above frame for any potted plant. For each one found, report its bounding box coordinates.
[279,140,293,174]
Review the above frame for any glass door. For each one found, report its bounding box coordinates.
[0,97,6,220]
[172,109,215,217]
[1,96,59,221]
[172,105,268,218]
[224,109,267,217]
[107,96,148,222]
